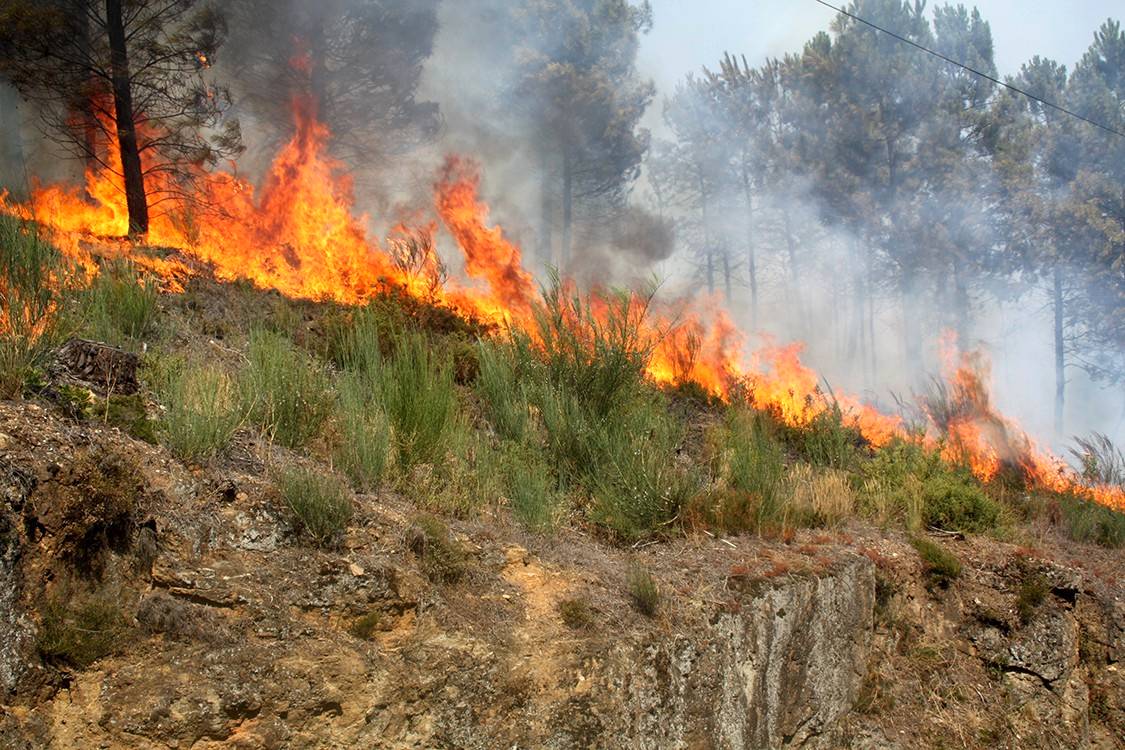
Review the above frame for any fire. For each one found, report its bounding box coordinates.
[1,97,1122,515]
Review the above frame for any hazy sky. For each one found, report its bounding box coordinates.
[640,0,1121,119]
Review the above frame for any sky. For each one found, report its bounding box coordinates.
[639,0,1122,128]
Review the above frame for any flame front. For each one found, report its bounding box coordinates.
[2,99,1121,514]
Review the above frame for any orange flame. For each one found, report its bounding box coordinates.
[2,98,1121,515]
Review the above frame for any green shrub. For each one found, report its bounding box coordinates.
[333,374,390,491]
[910,537,962,588]
[327,305,386,377]
[157,359,241,462]
[921,472,1000,533]
[349,611,382,640]
[79,259,160,348]
[558,597,596,630]
[532,278,652,419]
[0,214,73,397]
[408,515,466,583]
[1016,573,1049,624]
[1057,493,1125,548]
[37,594,128,668]
[378,330,458,468]
[726,409,787,533]
[504,448,561,531]
[475,338,532,442]
[627,563,660,617]
[588,400,700,539]
[241,329,333,449]
[276,466,354,546]
[97,393,158,444]
[799,401,862,470]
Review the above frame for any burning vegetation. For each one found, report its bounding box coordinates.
[0,0,1122,536]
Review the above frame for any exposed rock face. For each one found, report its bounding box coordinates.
[0,404,1122,749]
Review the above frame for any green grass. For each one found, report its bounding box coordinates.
[156,358,242,462]
[920,472,1000,533]
[702,409,789,534]
[37,593,128,668]
[1016,573,1049,624]
[910,537,962,588]
[503,446,562,531]
[0,214,73,397]
[378,330,459,469]
[627,563,660,617]
[798,400,862,470]
[78,259,160,348]
[240,329,334,449]
[333,373,391,491]
[475,337,532,442]
[408,515,467,583]
[276,466,354,546]
[1056,492,1125,548]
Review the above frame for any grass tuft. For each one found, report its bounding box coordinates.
[408,514,467,583]
[241,329,333,449]
[276,467,353,546]
[156,358,242,462]
[910,537,962,589]
[37,593,128,668]
[0,214,74,397]
[332,374,391,491]
[627,562,660,617]
[79,259,160,348]
[378,331,459,469]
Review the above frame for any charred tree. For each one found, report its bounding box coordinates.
[104,0,147,235]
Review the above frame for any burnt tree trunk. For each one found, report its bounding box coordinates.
[105,0,148,235]
[1053,265,1065,435]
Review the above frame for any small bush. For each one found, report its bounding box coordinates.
[333,374,391,491]
[476,338,532,442]
[588,397,700,540]
[1057,493,1125,548]
[37,594,128,668]
[1016,573,1049,624]
[157,359,241,462]
[327,304,385,377]
[799,401,862,470]
[785,464,856,527]
[921,472,1000,533]
[627,563,660,617]
[558,597,596,630]
[910,537,962,588]
[79,259,160,348]
[241,329,333,449]
[378,331,459,468]
[349,611,382,640]
[408,515,466,583]
[276,467,353,546]
[97,393,158,444]
[0,214,73,397]
[1070,433,1125,486]
[504,448,561,531]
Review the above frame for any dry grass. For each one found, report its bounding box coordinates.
[785,464,856,527]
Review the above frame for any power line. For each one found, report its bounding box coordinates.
[812,0,1125,139]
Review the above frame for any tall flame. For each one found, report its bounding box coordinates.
[1,98,1121,514]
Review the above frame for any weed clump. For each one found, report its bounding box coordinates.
[79,259,160,348]
[37,594,129,668]
[921,472,1000,533]
[333,374,391,491]
[408,515,467,583]
[910,537,962,588]
[349,611,382,640]
[558,597,596,630]
[0,214,74,397]
[627,563,660,617]
[156,359,242,462]
[241,329,333,449]
[276,467,353,546]
[378,331,459,469]
[1016,573,1049,624]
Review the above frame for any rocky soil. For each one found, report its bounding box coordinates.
[0,339,1121,749]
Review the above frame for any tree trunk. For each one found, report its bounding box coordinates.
[105,0,148,236]
[721,247,732,301]
[699,170,713,294]
[0,81,25,199]
[561,150,573,268]
[1053,265,1065,435]
[741,163,758,326]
